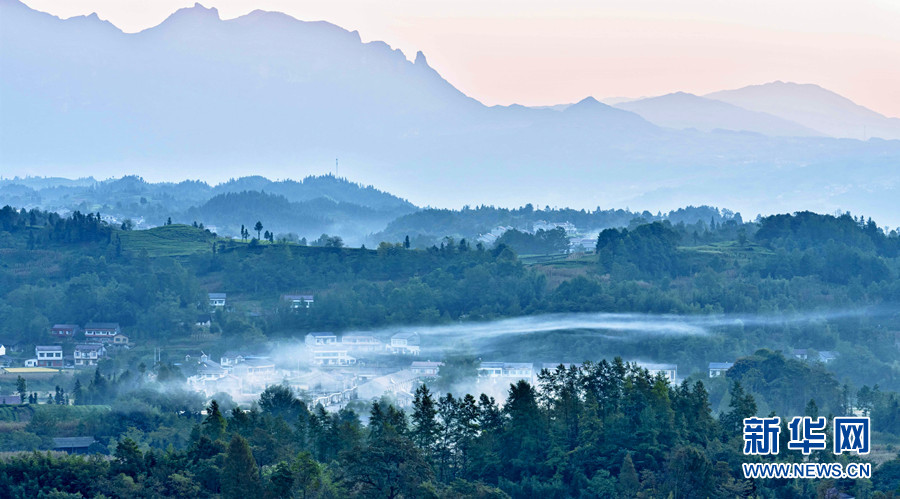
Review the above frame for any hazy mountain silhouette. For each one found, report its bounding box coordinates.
[616,92,824,137]
[2,0,899,225]
[706,81,900,140]
[0,174,417,243]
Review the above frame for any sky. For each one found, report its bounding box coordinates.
[19,0,900,117]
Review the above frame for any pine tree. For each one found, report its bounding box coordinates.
[618,453,640,497]
[411,385,440,456]
[16,376,26,403]
[202,400,227,441]
[222,434,261,499]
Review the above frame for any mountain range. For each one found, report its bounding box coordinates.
[1,0,899,226]
[0,174,416,244]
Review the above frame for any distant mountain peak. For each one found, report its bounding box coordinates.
[414,50,429,66]
[162,2,220,24]
[706,82,900,139]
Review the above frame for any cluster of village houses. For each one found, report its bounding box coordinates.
[0,288,838,413]
[0,323,130,370]
[185,327,843,410]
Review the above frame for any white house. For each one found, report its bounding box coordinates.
[83,323,120,343]
[208,293,226,307]
[35,345,63,368]
[356,369,420,405]
[410,361,443,376]
[637,362,677,383]
[74,344,107,366]
[220,351,248,368]
[708,362,733,378]
[283,294,314,309]
[310,346,356,367]
[195,314,212,328]
[195,360,228,381]
[0,344,6,357]
[232,358,276,378]
[477,362,534,382]
[388,332,420,355]
[341,334,382,352]
[818,351,838,363]
[290,370,358,408]
[305,332,338,347]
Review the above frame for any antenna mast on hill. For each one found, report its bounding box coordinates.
[335,158,339,178]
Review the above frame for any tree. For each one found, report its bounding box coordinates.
[222,434,261,499]
[618,452,640,497]
[16,376,26,403]
[411,385,440,458]
[720,381,757,437]
[404,235,410,249]
[113,437,144,477]
[267,461,294,498]
[72,380,83,405]
[805,399,819,419]
[54,386,66,405]
[341,432,433,498]
[202,400,227,441]
[166,217,172,225]
[255,221,263,240]
[258,385,307,422]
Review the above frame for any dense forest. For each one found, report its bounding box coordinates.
[2,364,900,497]
[1,205,899,497]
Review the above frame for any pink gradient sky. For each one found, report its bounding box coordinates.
[22,0,900,117]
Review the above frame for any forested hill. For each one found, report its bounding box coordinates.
[376,204,743,248]
[0,175,417,244]
[1,205,898,391]
[0,207,900,497]
[182,190,412,242]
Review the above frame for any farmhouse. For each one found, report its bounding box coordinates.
[388,332,420,355]
[637,362,678,383]
[208,293,226,307]
[232,358,276,378]
[341,334,382,352]
[35,345,63,368]
[53,437,97,455]
[83,322,121,343]
[305,332,338,347]
[74,344,107,366]
[356,369,420,405]
[50,324,80,338]
[410,361,442,376]
[290,370,358,408]
[283,294,314,309]
[220,351,248,368]
[477,362,534,382]
[708,362,733,378]
[310,346,356,367]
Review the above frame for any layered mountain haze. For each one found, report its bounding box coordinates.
[706,81,900,141]
[614,92,825,137]
[2,0,899,225]
[0,174,416,244]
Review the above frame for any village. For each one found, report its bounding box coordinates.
[0,290,839,411]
